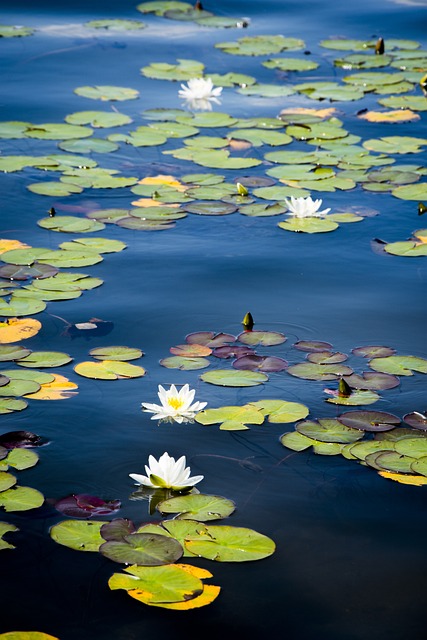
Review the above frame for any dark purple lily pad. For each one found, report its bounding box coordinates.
[352,345,396,358]
[101,518,136,541]
[307,351,348,364]
[343,371,400,390]
[0,430,44,449]
[186,331,236,348]
[0,262,58,280]
[293,340,333,352]
[0,375,10,387]
[338,410,401,432]
[99,532,183,565]
[212,345,254,359]
[237,330,286,347]
[0,445,8,460]
[55,493,121,517]
[233,355,288,372]
[403,411,427,432]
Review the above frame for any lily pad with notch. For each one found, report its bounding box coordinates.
[233,355,288,372]
[100,533,183,565]
[160,356,210,370]
[287,362,353,380]
[338,410,401,432]
[195,405,265,430]
[368,355,427,376]
[296,418,364,443]
[89,346,144,361]
[200,369,268,387]
[237,330,286,347]
[157,493,235,521]
[186,332,236,348]
[74,360,146,379]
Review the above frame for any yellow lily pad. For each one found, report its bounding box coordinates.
[0,318,42,344]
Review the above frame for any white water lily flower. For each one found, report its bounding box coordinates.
[284,196,331,218]
[178,77,222,111]
[141,383,207,424]
[129,451,204,490]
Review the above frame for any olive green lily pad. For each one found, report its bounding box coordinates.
[363,136,427,154]
[319,38,377,51]
[109,563,204,605]
[378,95,427,111]
[384,240,427,257]
[157,494,236,521]
[164,8,213,21]
[149,122,199,139]
[325,389,380,405]
[229,128,292,146]
[185,524,275,562]
[0,472,17,492]
[410,457,427,476]
[16,351,72,368]
[65,110,133,128]
[27,182,84,197]
[239,203,286,217]
[237,330,286,346]
[0,398,27,414]
[287,362,353,380]
[196,16,245,28]
[0,449,39,471]
[249,399,309,423]
[24,123,93,140]
[0,379,40,397]
[0,345,31,361]
[0,486,44,512]
[374,451,416,473]
[136,1,193,16]
[200,369,268,387]
[278,217,339,233]
[100,533,183,565]
[0,297,46,317]
[392,184,427,200]
[74,86,139,101]
[109,129,168,147]
[50,519,108,552]
[347,440,396,462]
[74,360,146,379]
[58,138,119,154]
[209,72,256,88]
[160,356,210,370]
[176,112,238,128]
[215,35,304,56]
[280,431,314,451]
[0,25,34,37]
[395,438,427,459]
[296,418,364,443]
[0,521,18,550]
[1,369,55,385]
[237,84,296,98]
[59,238,126,254]
[35,250,103,268]
[85,19,147,30]
[263,57,319,71]
[117,218,175,231]
[369,355,427,376]
[195,405,265,430]
[141,59,204,81]
[338,410,401,432]
[334,53,393,69]
[182,202,237,216]
[37,216,105,233]
[89,346,143,361]
[307,351,347,364]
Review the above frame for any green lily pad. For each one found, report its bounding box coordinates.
[0,521,19,550]
[100,533,183,565]
[278,217,339,233]
[58,238,126,255]
[0,472,17,492]
[200,369,268,387]
[395,438,427,459]
[58,138,119,154]
[184,524,275,561]
[320,38,377,51]
[296,418,364,443]
[35,250,103,268]
[195,16,245,28]
[15,351,72,369]
[229,128,292,147]
[24,123,93,140]
[325,389,380,405]
[209,72,256,87]
[0,486,44,512]
[369,355,427,376]
[74,360,146,379]
[0,449,39,471]
[410,456,427,476]
[50,520,108,551]
[182,202,237,216]
[347,440,396,462]
[378,95,427,111]
[37,216,105,233]
[84,19,146,30]
[239,203,286,217]
[0,379,40,397]
[117,218,175,231]
[363,136,427,154]
[237,84,296,98]
[74,86,139,101]
[215,35,304,56]
[27,182,84,197]
[392,184,427,200]
[280,431,315,452]
[334,53,393,69]
[248,399,309,423]
[374,451,416,473]
[263,57,319,71]
[0,297,46,317]
[109,128,168,147]
[237,330,286,346]
[157,494,236,521]
[287,362,353,380]
[0,345,31,362]
[136,1,193,16]
[65,110,133,128]
[141,59,204,81]
[1,369,55,385]
[89,346,143,361]
[160,356,211,370]
[0,25,34,37]
[0,398,27,414]
[195,405,265,430]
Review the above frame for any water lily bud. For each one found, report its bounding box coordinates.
[236,182,249,196]
[419,74,427,91]
[152,190,161,199]
[242,311,254,330]
[418,202,427,216]
[194,0,203,9]
[375,37,385,55]
[49,207,56,217]
[338,377,352,398]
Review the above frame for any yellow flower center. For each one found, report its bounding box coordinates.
[168,397,184,410]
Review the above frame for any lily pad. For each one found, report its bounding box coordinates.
[186,332,235,347]
[170,344,212,357]
[24,123,93,140]
[89,346,143,361]
[233,355,288,372]
[278,217,339,233]
[141,59,204,81]
[182,202,237,216]
[369,355,427,376]
[338,410,401,432]
[74,360,146,379]
[0,521,19,550]
[74,86,139,101]
[403,412,427,431]
[16,351,72,368]
[249,399,309,423]
[0,486,44,512]
[195,405,265,430]
[237,330,286,346]
[216,35,304,56]
[287,362,353,380]
[212,346,253,359]
[344,372,400,390]
[50,520,108,552]
[0,379,40,397]
[0,398,28,414]
[160,356,210,370]
[352,345,396,358]
[55,494,121,518]
[100,533,183,565]
[325,389,380,406]
[0,345,31,362]
[157,494,236,521]
[294,340,333,352]
[37,216,105,233]
[296,418,364,443]
[395,438,427,459]
[184,524,275,562]
[200,369,268,387]
[0,297,46,317]
[85,19,146,30]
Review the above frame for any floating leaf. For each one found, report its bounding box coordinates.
[74,360,146,379]
[0,25,34,37]
[378,471,427,486]
[37,216,105,234]
[325,389,380,406]
[0,318,42,344]
[237,330,286,346]
[55,494,121,518]
[24,374,78,400]
[358,109,419,123]
[170,344,212,357]
[296,418,364,443]
[185,524,276,562]
[186,332,235,348]
[136,1,193,16]
[344,371,400,390]
[0,521,19,550]
[0,345,31,361]
[85,19,146,31]
[74,86,139,101]
[0,378,40,398]
[0,297,46,317]
[160,356,210,370]
[395,439,427,459]
[16,351,72,368]
[200,369,268,387]
[369,355,427,376]
[0,472,17,492]
[233,355,288,372]
[287,363,353,381]
[278,217,339,233]
[24,123,93,140]
[249,399,309,423]
[182,202,237,216]
[0,486,44,512]
[294,340,333,352]
[212,346,253,359]
[50,520,108,552]
[100,533,183,565]
[338,410,401,432]
[216,35,304,56]
[89,346,143,361]
[403,412,427,432]
[352,345,396,358]
[195,405,265,430]
[0,398,27,414]
[141,58,204,81]
[157,494,236,521]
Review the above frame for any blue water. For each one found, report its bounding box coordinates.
[1,0,427,638]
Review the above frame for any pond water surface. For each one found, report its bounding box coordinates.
[1,0,427,639]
